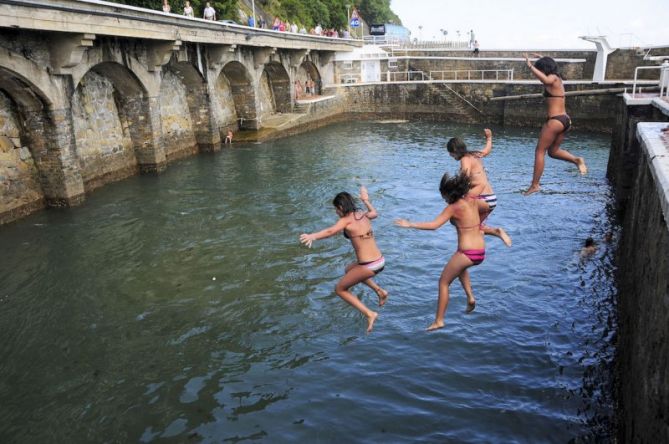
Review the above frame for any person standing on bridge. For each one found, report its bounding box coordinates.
[203,2,216,20]
[300,186,388,333]
[523,54,587,195]
[183,1,193,17]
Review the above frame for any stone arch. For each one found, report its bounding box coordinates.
[164,60,219,153]
[71,62,165,190]
[159,63,200,161]
[218,61,257,130]
[297,61,322,96]
[0,64,83,224]
[258,61,291,120]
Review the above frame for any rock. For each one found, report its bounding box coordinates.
[0,136,12,152]
[18,147,31,161]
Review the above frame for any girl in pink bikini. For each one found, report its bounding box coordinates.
[396,172,484,331]
[300,186,388,333]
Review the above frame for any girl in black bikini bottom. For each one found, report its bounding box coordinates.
[549,114,571,132]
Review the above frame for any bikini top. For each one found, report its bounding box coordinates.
[450,199,481,231]
[543,88,565,99]
[451,220,481,231]
[343,212,374,240]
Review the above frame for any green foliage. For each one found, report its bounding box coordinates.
[108,0,399,28]
[357,0,401,25]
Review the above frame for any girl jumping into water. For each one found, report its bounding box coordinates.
[300,186,388,333]
[447,128,512,247]
[524,54,587,195]
[395,172,485,331]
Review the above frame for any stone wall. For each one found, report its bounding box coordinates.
[257,70,276,121]
[0,92,45,222]
[336,82,624,132]
[606,47,669,80]
[211,73,239,136]
[71,71,138,191]
[608,108,669,442]
[394,57,586,81]
[158,70,197,162]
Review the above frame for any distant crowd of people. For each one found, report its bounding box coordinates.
[159,0,352,38]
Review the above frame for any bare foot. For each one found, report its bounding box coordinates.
[426,321,444,331]
[376,288,389,306]
[523,184,541,196]
[366,311,378,333]
[466,300,476,314]
[576,157,588,175]
[498,228,512,247]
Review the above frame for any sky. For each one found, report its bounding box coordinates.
[391,0,669,49]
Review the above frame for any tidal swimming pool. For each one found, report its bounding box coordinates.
[0,121,617,442]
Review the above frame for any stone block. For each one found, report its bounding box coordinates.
[0,135,12,152]
[18,147,31,161]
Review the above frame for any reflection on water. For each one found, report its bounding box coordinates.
[0,121,616,442]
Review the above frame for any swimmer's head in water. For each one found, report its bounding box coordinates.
[333,192,359,216]
[534,56,563,79]
[440,171,471,204]
[584,237,595,247]
[446,137,468,160]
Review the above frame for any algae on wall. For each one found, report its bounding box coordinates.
[0,92,44,215]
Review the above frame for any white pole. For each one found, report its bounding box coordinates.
[252,0,256,27]
[346,5,350,35]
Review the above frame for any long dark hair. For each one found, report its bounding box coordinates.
[439,171,471,204]
[446,137,469,160]
[333,192,359,215]
[534,56,563,79]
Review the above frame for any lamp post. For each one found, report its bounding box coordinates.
[346,4,351,35]
[418,25,423,41]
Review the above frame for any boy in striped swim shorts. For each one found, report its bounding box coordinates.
[446,129,512,247]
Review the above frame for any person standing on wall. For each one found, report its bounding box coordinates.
[473,40,480,55]
[203,2,216,20]
[161,0,170,13]
[469,30,475,48]
[183,0,193,17]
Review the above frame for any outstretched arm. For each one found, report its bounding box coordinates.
[395,206,453,230]
[477,128,493,157]
[300,218,349,248]
[359,186,378,219]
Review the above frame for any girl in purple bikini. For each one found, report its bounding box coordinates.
[395,172,485,331]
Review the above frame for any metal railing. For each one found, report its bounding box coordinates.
[429,69,514,81]
[631,64,665,97]
[385,71,429,82]
[363,36,469,49]
[399,40,469,49]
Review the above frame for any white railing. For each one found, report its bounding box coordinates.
[661,62,669,98]
[400,40,469,49]
[363,35,403,46]
[385,71,429,82]
[363,37,468,49]
[429,69,514,81]
[631,65,664,97]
